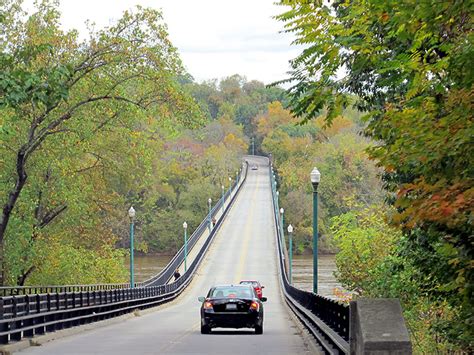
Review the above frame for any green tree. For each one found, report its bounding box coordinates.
[277,0,473,350]
[0,1,199,285]
[258,102,383,253]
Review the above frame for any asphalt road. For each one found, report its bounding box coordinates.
[20,156,313,354]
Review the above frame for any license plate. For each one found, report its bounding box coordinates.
[226,304,237,310]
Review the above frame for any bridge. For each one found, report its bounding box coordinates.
[0,156,411,354]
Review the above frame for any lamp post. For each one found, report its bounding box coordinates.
[228,177,232,198]
[310,167,321,294]
[251,137,255,155]
[288,224,293,284]
[208,198,212,232]
[276,190,280,212]
[128,206,136,288]
[221,185,225,214]
[280,207,285,235]
[183,221,188,272]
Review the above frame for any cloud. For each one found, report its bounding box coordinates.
[22,0,301,85]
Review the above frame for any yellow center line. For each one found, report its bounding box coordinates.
[233,173,260,283]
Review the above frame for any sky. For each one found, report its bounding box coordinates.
[25,0,301,85]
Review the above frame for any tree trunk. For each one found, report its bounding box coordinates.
[17,266,35,286]
[0,149,28,286]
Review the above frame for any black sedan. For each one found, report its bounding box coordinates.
[198,284,267,334]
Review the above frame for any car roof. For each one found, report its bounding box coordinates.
[212,284,252,288]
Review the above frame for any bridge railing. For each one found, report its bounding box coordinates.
[0,161,249,345]
[0,283,134,297]
[269,163,350,354]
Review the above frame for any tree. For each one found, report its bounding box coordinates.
[0,1,199,284]
[259,101,383,253]
[277,0,473,349]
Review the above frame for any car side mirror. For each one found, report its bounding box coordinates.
[198,296,205,302]
[261,297,267,302]
[261,286,265,289]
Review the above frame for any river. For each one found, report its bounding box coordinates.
[127,254,348,301]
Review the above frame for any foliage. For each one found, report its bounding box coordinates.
[26,240,128,285]
[186,74,287,141]
[277,0,473,350]
[257,102,383,253]
[332,208,469,352]
[133,116,247,254]
[0,0,202,285]
[331,205,399,294]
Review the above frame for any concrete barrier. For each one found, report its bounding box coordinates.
[350,298,412,354]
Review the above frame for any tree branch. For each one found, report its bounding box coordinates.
[38,205,67,229]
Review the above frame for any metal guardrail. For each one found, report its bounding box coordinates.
[269,162,349,354]
[0,162,249,345]
[0,283,133,297]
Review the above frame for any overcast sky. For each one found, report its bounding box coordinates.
[25,0,301,85]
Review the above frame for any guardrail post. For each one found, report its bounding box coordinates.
[10,297,21,341]
[23,295,34,337]
[35,294,45,335]
[0,298,8,344]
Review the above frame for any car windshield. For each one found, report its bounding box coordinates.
[210,286,254,299]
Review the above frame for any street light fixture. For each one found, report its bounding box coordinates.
[288,224,294,284]
[208,198,212,233]
[128,206,136,289]
[183,221,188,272]
[310,167,321,294]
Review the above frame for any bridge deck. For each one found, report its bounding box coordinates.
[21,156,315,354]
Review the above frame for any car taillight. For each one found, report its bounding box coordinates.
[250,301,259,311]
[203,301,213,310]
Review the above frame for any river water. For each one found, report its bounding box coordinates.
[125,255,171,283]
[293,254,348,300]
[127,254,348,301]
